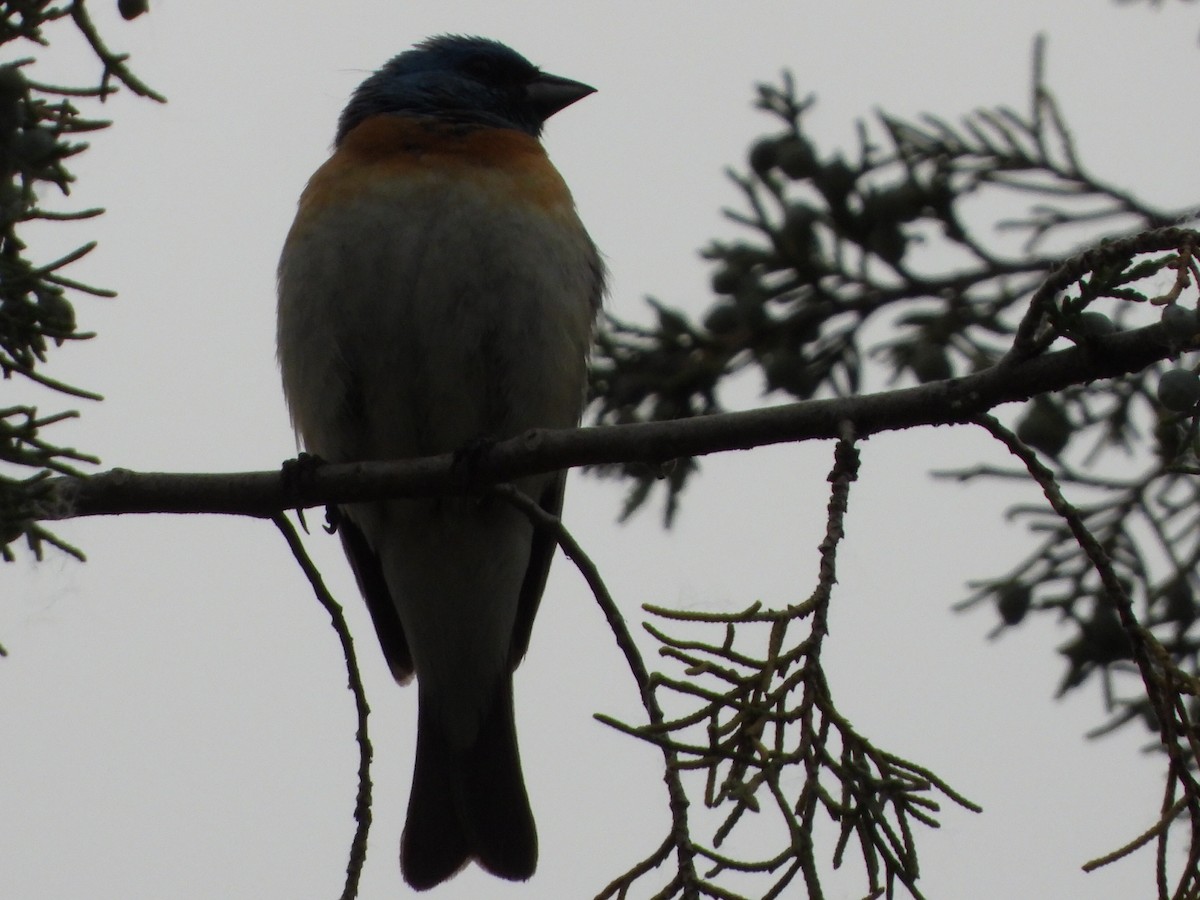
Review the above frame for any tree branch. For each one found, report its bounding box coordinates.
[35,316,1180,523]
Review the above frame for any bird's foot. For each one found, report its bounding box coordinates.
[280,451,327,533]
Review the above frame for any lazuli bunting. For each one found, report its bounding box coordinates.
[276,35,603,891]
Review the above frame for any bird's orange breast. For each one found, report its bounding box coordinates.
[294,115,578,223]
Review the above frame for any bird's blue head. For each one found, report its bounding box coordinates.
[336,35,595,144]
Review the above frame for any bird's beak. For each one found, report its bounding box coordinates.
[526,72,596,120]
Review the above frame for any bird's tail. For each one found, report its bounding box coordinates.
[400,676,537,890]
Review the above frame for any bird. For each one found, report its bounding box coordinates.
[275,35,603,891]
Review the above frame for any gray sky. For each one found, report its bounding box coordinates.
[3,1,1199,898]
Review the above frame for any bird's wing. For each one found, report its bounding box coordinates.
[509,471,567,668]
[337,511,414,681]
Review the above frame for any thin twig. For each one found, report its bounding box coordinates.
[974,414,1200,893]
[68,0,166,102]
[272,514,372,900]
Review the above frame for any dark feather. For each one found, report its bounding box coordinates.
[509,473,566,667]
[336,511,414,682]
[401,676,535,889]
